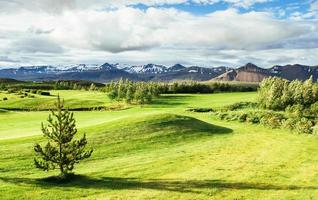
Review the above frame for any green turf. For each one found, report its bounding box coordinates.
[0,91,318,200]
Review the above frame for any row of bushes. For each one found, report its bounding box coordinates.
[0,80,104,91]
[7,89,50,96]
[215,109,317,134]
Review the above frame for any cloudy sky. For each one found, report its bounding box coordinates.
[0,0,318,68]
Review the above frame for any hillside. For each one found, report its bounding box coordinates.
[0,92,318,199]
[213,63,318,82]
[213,63,274,82]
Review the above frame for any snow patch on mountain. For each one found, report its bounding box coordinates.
[123,64,168,74]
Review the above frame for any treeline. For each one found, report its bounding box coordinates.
[104,79,160,104]
[161,81,258,94]
[104,80,258,104]
[0,80,104,91]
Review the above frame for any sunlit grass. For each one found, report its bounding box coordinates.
[0,91,318,199]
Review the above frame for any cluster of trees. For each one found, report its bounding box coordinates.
[218,77,318,134]
[260,77,318,134]
[104,80,258,104]
[258,77,318,111]
[105,79,160,104]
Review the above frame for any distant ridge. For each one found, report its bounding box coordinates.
[0,62,317,83]
[212,63,318,82]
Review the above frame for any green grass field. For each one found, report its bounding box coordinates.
[1,91,318,200]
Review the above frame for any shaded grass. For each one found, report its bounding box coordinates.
[1,175,317,192]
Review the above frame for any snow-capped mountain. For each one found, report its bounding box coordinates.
[9,64,103,74]
[0,62,229,82]
[122,64,168,74]
[1,62,317,83]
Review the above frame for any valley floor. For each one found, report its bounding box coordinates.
[0,92,318,200]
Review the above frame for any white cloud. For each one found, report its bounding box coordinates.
[30,8,314,52]
[0,0,272,14]
[0,1,317,67]
[311,1,318,11]
[0,7,312,52]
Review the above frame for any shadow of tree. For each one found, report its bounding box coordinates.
[1,176,317,194]
[145,115,233,136]
[150,95,194,107]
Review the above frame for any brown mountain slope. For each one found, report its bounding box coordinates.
[213,63,273,82]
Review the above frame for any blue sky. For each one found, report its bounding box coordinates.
[0,0,317,68]
[132,0,315,18]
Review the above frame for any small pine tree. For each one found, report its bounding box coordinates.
[34,95,93,177]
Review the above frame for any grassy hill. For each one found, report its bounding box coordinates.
[0,91,318,199]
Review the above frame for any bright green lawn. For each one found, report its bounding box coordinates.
[0,91,318,200]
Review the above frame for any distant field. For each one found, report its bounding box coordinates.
[1,91,318,200]
[0,90,111,110]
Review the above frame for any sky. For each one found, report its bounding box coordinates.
[0,0,318,68]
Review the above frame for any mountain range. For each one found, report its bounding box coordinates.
[0,63,317,83]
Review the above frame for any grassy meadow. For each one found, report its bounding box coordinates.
[0,90,318,199]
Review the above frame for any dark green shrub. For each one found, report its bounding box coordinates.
[246,115,260,124]
[310,102,318,115]
[259,113,284,129]
[238,113,248,122]
[187,108,214,112]
[281,118,298,130]
[107,90,117,100]
[285,104,304,118]
[295,118,314,134]
[40,91,50,96]
[3,97,8,101]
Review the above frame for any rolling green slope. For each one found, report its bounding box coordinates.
[0,91,318,199]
